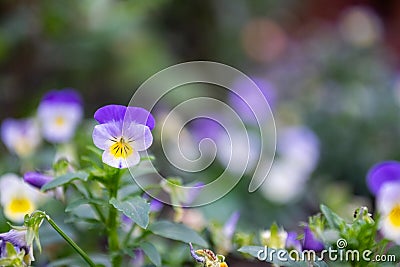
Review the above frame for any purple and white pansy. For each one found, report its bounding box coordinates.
[37,89,83,143]
[367,161,400,244]
[92,105,155,169]
[1,118,41,158]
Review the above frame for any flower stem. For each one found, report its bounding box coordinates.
[46,216,97,267]
[108,170,122,267]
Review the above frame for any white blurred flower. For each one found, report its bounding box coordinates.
[339,6,382,48]
[278,126,320,173]
[37,89,83,144]
[1,118,41,158]
[260,160,307,203]
[0,174,43,223]
[260,126,319,203]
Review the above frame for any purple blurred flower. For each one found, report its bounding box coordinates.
[228,76,276,125]
[302,226,324,252]
[286,231,302,251]
[367,161,400,196]
[143,194,164,213]
[183,182,204,206]
[37,89,83,143]
[223,211,240,239]
[190,117,225,142]
[131,249,144,267]
[189,243,205,263]
[0,229,33,264]
[1,118,41,158]
[92,105,154,169]
[23,172,53,190]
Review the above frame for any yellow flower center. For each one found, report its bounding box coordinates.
[14,138,33,157]
[220,263,228,267]
[5,197,35,221]
[110,137,133,158]
[55,116,65,127]
[389,204,400,227]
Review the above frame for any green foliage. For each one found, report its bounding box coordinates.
[149,221,208,247]
[109,197,150,229]
[41,171,89,191]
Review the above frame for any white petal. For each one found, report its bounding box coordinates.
[0,173,21,205]
[123,124,153,151]
[38,103,82,143]
[93,123,119,150]
[380,216,400,244]
[377,182,400,215]
[102,150,140,169]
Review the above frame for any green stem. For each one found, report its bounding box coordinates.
[108,170,122,267]
[46,216,96,267]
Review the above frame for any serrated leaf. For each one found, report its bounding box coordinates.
[109,197,150,229]
[149,221,207,247]
[320,204,345,230]
[140,242,161,266]
[42,171,89,191]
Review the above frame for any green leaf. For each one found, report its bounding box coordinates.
[149,221,208,247]
[387,245,400,263]
[140,242,161,266]
[320,204,345,230]
[5,242,17,257]
[109,197,150,229]
[41,171,89,191]
[65,198,107,212]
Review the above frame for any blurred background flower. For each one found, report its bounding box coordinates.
[1,0,400,265]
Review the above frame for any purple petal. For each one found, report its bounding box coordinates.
[223,211,240,239]
[41,88,82,105]
[228,77,276,124]
[124,124,153,151]
[0,230,29,256]
[94,105,155,130]
[131,249,144,267]
[366,161,400,196]
[94,105,127,124]
[150,199,163,212]
[189,243,205,263]
[286,231,302,251]
[142,194,164,212]
[189,117,224,142]
[183,182,204,205]
[125,107,155,130]
[23,171,53,190]
[302,226,324,252]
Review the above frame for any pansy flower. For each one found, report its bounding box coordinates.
[302,226,325,252]
[23,171,53,190]
[0,174,43,223]
[37,89,83,143]
[366,161,400,196]
[0,229,34,265]
[92,105,154,169]
[376,182,400,244]
[1,118,41,158]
